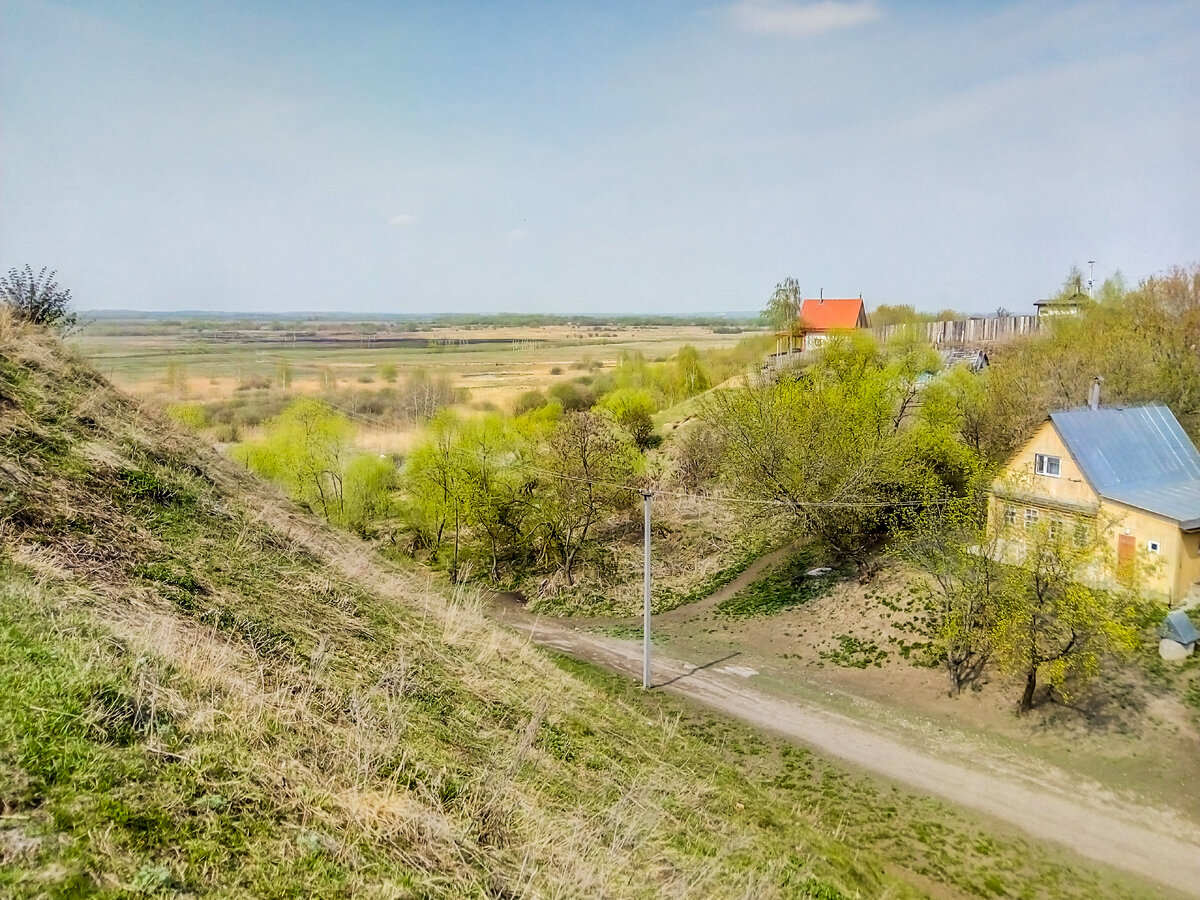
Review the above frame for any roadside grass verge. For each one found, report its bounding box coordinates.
[549,653,1172,900]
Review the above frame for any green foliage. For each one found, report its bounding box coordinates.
[513,389,549,415]
[597,387,658,450]
[763,277,801,333]
[548,380,596,411]
[402,409,639,585]
[715,549,838,618]
[164,402,206,430]
[704,332,980,569]
[893,484,998,693]
[901,487,1162,710]
[972,264,1200,459]
[990,510,1160,711]
[820,634,889,668]
[233,398,394,532]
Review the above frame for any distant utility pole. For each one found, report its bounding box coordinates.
[641,490,654,689]
[1088,260,1096,297]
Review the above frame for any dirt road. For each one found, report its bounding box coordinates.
[508,616,1200,898]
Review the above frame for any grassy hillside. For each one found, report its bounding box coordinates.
[0,314,1166,898]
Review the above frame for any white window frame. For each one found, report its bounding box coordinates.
[1003,505,1016,526]
[1034,453,1061,477]
[1148,540,1161,554]
[1024,507,1039,530]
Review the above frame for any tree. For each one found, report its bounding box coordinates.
[0,265,77,330]
[703,332,978,574]
[989,505,1158,712]
[674,345,712,398]
[763,277,801,334]
[597,388,658,450]
[894,489,1001,694]
[234,398,352,522]
[533,412,639,584]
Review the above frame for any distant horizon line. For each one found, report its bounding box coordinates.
[75,304,1021,321]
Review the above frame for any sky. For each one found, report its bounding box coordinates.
[1,1,1198,315]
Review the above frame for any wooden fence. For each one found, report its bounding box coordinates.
[870,315,1041,346]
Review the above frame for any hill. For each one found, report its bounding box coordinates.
[0,312,1168,898]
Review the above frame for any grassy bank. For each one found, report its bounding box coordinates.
[0,316,1169,898]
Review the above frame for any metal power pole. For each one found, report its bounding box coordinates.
[641,490,653,689]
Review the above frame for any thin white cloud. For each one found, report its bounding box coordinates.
[504,228,529,245]
[731,0,882,37]
[388,213,418,226]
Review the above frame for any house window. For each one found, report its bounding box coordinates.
[1024,508,1039,530]
[1148,540,1161,553]
[1034,454,1061,477]
[1049,517,1062,540]
[1003,505,1016,526]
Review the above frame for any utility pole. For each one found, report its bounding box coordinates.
[1088,260,1096,297]
[641,490,654,689]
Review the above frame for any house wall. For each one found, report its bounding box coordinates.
[989,421,1196,602]
[1099,501,1185,600]
[1000,421,1098,506]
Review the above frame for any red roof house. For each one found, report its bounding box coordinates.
[798,297,869,350]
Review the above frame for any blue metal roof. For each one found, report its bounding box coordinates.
[1050,405,1200,528]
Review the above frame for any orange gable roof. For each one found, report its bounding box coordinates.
[799,297,867,331]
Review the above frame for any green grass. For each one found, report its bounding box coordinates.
[819,634,890,668]
[0,324,1176,899]
[714,549,840,618]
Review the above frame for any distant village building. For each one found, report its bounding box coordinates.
[1033,293,1086,318]
[764,295,869,373]
[797,297,869,352]
[989,394,1200,603]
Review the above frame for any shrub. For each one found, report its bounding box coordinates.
[0,265,77,330]
[513,390,549,416]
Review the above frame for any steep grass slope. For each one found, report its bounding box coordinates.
[0,316,1166,899]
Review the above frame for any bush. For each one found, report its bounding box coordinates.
[597,388,658,450]
[549,366,564,375]
[548,381,596,412]
[0,265,76,330]
[513,390,549,416]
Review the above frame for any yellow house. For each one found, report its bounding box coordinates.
[990,403,1200,604]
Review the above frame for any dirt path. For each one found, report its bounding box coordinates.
[489,543,793,628]
[507,616,1200,898]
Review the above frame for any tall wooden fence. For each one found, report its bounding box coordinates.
[870,315,1041,346]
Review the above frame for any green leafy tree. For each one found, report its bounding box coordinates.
[990,506,1159,712]
[597,387,658,450]
[234,398,352,521]
[342,454,397,537]
[763,277,801,333]
[534,412,639,584]
[704,333,978,573]
[675,345,712,398]
[894,488,1001,694]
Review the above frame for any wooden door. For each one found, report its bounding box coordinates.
[1117,533,1136,583]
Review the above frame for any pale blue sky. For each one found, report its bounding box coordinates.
[2,1,1197,314]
